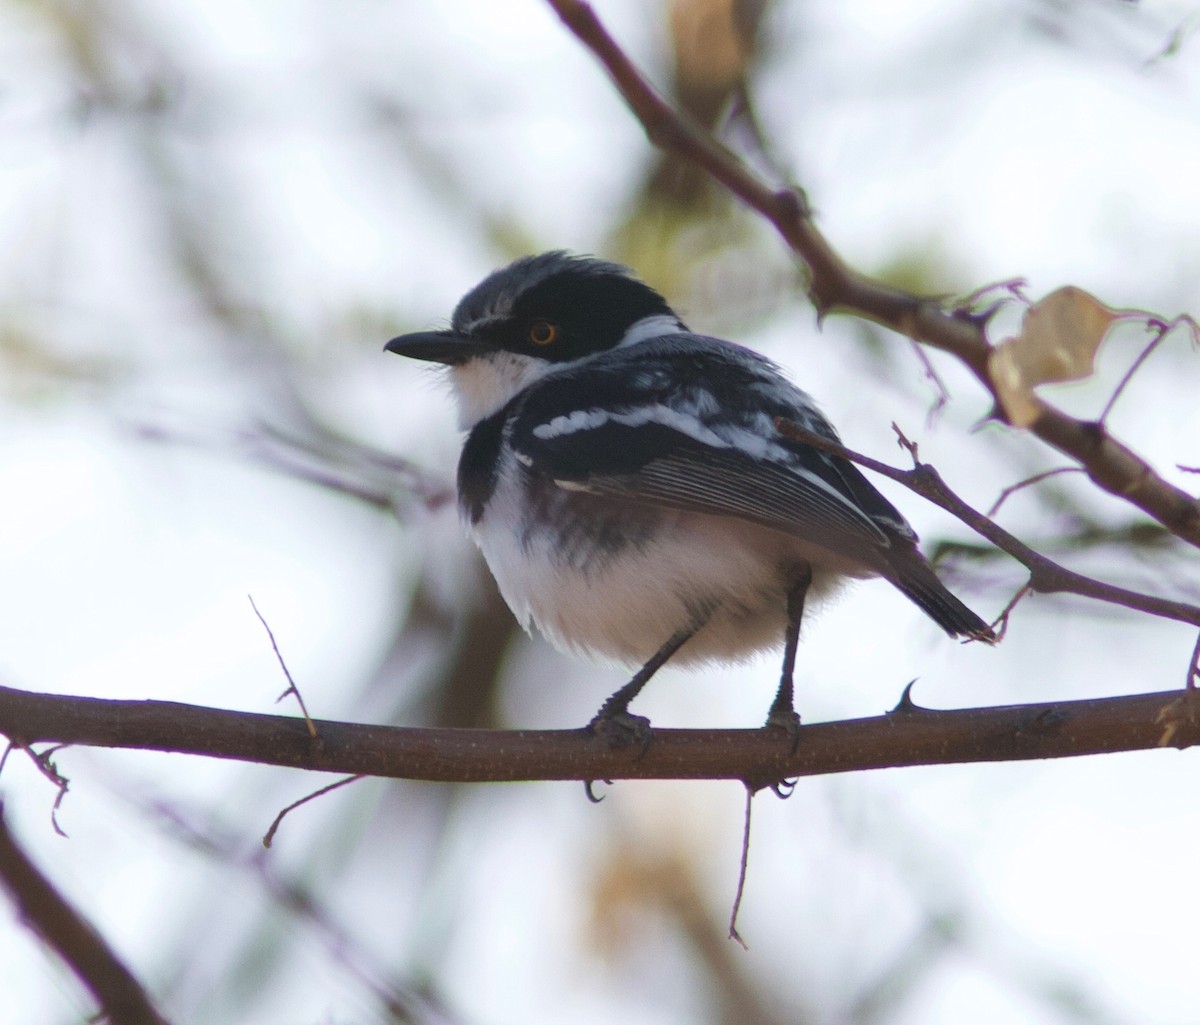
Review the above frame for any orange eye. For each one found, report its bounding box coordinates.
[529,320,558,346]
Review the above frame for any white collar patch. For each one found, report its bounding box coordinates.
[616,314,684,349]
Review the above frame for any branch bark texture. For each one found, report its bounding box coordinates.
[2,684,1197,794]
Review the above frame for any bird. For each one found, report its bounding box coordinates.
[385,252,994,742]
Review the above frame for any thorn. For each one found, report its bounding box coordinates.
[890,679,925,715]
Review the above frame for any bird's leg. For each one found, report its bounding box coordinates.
[589,624,698,750]
[766,563,813,745]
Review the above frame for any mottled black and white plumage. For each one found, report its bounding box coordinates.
[386,252,993,736]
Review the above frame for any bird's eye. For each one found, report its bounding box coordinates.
[529,320,558,346]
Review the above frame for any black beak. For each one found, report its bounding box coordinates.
[384,330,494,366]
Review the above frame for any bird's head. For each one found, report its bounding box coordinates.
[385,252,683,428]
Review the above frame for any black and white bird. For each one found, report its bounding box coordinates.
[386,252,993,739]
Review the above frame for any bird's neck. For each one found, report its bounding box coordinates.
[451,352,554,429]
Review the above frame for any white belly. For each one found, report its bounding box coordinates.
[469,462,867,667]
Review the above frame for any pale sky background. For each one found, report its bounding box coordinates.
[2,1,1199,1023]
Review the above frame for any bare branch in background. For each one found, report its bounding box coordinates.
[906,337,951,425]
[262,775,363,848]
[590,826,801,1025]
[136,797,449,1023]
[986,467,1084,518]
[133,419,455,515]
[1098,314,1199,423]
[0,806,172,1025]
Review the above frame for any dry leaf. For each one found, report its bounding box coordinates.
[988,286,1120,428]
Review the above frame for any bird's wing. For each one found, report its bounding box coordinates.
[512,401,910,558]
[509,340,995,640]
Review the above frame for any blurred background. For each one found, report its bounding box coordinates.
[2,0,1200,1022]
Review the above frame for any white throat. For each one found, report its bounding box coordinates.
[450,352,555,429]
[448,312,683,429]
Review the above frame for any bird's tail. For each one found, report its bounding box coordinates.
[887,553,996,643]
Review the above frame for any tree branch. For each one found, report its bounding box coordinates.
[774,419,1200,630]
[545,0,1200,549]
[2,683,1198,795]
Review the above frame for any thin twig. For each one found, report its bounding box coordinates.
[727,785,754,949]
[1099,315,1198,424]
[252,420,456,510]
[906,337,950,426]
[986,467,1084,518]
[991,582,1034,642]
[955,278,1030,312]
[773,418,1200,630]
[262,775,364,848]
[249,596,318,741]
[135,419,455,516]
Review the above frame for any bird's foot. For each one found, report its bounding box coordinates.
[770,777,799,799]
[588,709,653,755]
[765,704,802,754]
